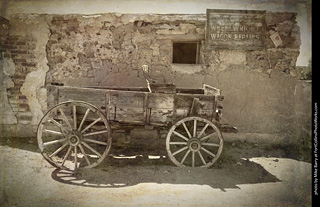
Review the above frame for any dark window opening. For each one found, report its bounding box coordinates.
[172,42,199,64]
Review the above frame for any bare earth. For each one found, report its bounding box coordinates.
[0,137,312,207]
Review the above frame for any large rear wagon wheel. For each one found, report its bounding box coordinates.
[166,117,223,168]
[37,101,112,171]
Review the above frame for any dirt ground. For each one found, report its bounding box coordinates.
[0,136,312,207]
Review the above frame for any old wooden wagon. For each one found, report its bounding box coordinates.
[37,80,237,171]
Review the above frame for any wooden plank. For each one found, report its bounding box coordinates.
[87,86,149,92]
[110,108,145,123]
[174,94,216,121]
[176,88,204,94]
[174,109,213,120]
[175,94,215,111]
[108,91,145,107]
[147,93,175,124]
[47,85,223,126]
[216,95,224,110]
[150,109,174,124]
[57,86,108,121]
[58,86,107,110]
[148,83,176,93]
[203,84,220,96]
[108,90,146,123]
[147,93,174,109]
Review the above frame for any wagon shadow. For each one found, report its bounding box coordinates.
[51,154,280,191]
[0,137,282,190]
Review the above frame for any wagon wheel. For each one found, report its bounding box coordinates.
[166,117,223,168]
[37,101,112,171]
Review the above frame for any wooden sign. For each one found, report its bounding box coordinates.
[270,31,283,48]
[206,9,266,50]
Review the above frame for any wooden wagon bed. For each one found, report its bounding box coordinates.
[47,84,224,129]
[37,83,237,171]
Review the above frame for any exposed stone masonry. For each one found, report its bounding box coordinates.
[3,35,37,123]
[0,12,311,145]
[45,12,304,89]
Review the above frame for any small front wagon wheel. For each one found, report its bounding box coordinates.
[166,117,223,168]
[37,101,112,171]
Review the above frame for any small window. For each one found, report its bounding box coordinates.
[172,42,199,64]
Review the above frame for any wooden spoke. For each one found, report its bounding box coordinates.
[200,132,216,141]
[172,146,188,156]
[172,131,189,142]
[201,147,216,158]
[61,146,72,166]
[58,108,72,130]
[43,138,68,146]
[198,151,206,165]
[83,138,108,146]
[198,123,209,139]
[42,129,64,136]
[49,142,69,158]
[48,118,68,134]
[37,101,112,171]
[73,105,77,130]
[181,149,191,164]
[79,144,91,166]
[182,122,192,138]
[192,151,195,167]
[82,142,102,158]
[169,142,188,145]
[78,108,90,131]
[166,116,223,168]
[81,117,102,133]
[74,146,78,169]
[193,119,197,137]
[202,143,220,147]
[83,129,108,137]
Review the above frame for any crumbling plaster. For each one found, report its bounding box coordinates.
[45,12,309,143]
[0,16,17,125]
[0,58,17,124]
[8,14,50,125]
[0,0,311,67]
[0,10,311,145]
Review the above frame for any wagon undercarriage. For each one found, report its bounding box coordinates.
[37,84,237,171]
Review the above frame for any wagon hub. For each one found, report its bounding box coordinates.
[188,138,201,152]
[68,133,81,146]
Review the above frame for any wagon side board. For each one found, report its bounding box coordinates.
[107,90,145,124]
[47,85,223,127]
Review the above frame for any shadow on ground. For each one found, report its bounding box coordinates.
[2,136,308,191]
[50,145,281,191]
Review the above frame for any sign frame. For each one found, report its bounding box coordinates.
[205,9,266,50]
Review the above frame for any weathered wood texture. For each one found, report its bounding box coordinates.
[148,83,176,93]
[47,85,223,127]
[108,91,145,123]
[206,9,266,50]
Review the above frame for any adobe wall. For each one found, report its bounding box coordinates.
[0,12,311,145]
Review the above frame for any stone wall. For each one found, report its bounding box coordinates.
[0,12,311,145]
[0,17,17,125]
[45,14,207,87]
